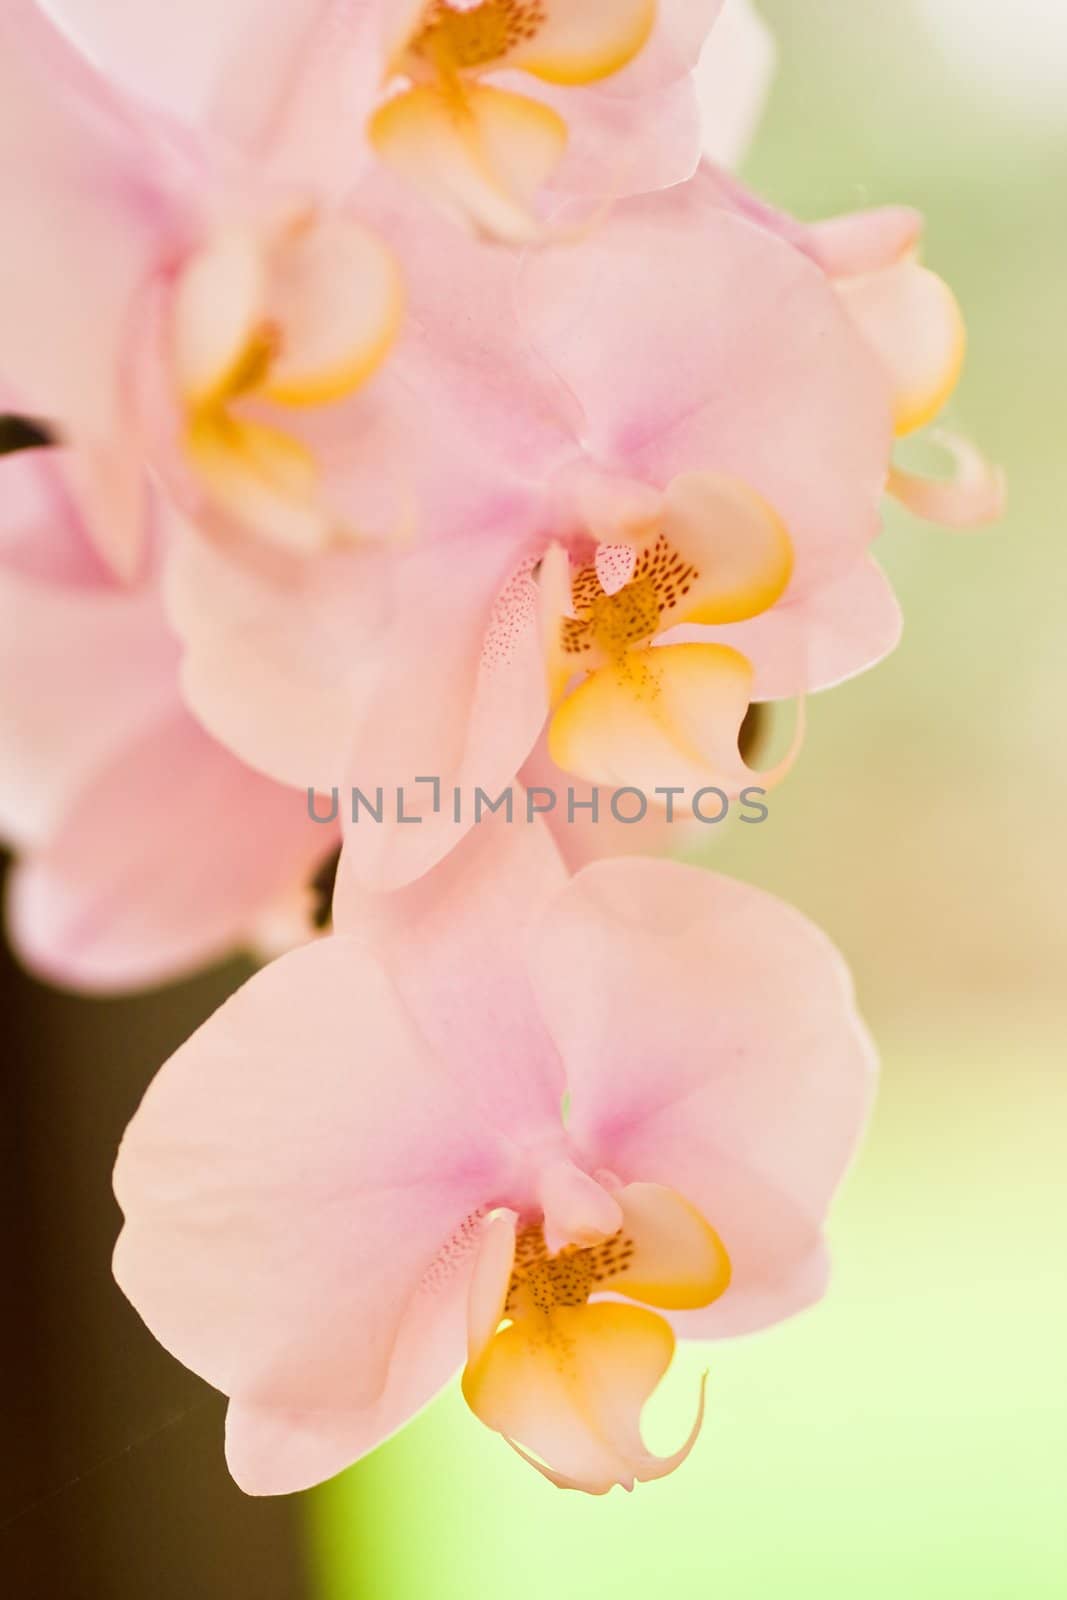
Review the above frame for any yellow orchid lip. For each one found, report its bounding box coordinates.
[835,257,968,438]
[374,1,658,238]
[539,474,796,795]
[462,1182,730,1494]
[170,217,403,550]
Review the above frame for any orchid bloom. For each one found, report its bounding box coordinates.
[332,190,897,889]
[114,818,875,1495]
[0,1,440,566]
[0,441,337,991]
[696,166,1005,528]
[369,0,726,239]
[161,185,898,894]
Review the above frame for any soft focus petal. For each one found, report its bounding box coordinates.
[656,0,725,65]
[39,0,382,189]
[60,442,148,584]
[114,938,514,1411]
[0,549,176,848]
[261,219,403,408]
[184,414,326,555]
[836,259,966,436]
[0,1,182,439]
[548,642,758,798]
[528,71,701,198]
[805,205,924,277]
[464,1301,702,1493]
[888,432,1006,528]
[527,859,877,1334]
[9,709,330,993]
[506,2,722,203]
[509,0,656,85]
[164,522,391,791]
[172,227,268,407]
[39,0,267,122]
[369,83,568,243]
[696,0,776,168]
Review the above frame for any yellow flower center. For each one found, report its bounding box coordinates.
[506,1222,636,1319]
[412,0,546,73]
[561,533,699,664]
[462,1184,731,1492]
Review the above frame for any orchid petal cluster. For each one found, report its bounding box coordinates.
[0,0,999,1495]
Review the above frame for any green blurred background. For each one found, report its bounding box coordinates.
[310,2,1067,1595]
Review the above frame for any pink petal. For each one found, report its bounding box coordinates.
[518,187,892,597]
[527,858,877,1335]
[657,0,726,64]
[339,531,549,891]
[369,82,570,245]
[9,707,332,993]
[224,1209,486,1495]
[38,0,267,122]
[205,1,383,193]
[60,442,149,584]
[0,446,112,585]
[488,0,722,203]
[334,812,569,1143]
[164,522,392,792]
[888,432,1006,529]
[518,734,682,871]
[40,0,381,187]
[0,1,183,439]
[665,554,903,700]
[0,543,177,848]
[531,72,703,199]
[805,206,924,277]
[696,0,777,169]
[355,171,582,473]
[114,937,514,1413]
[835,258,966,437]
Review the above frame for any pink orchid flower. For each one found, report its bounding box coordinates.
[114,816,875,1495]
[367,0,726,240]
[348,187,898,887]
[163,179,897,893]
[695,165,1006,528]
[0,442,337,992]
[0,1,503,572]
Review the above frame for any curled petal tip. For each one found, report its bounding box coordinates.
[888,432,1006,529]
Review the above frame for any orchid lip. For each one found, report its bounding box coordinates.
[460,1178,731,1494]
[168,215,403,551]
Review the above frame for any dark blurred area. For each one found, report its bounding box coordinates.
[0,855,309,1600]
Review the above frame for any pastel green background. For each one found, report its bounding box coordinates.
[310,3,1067,1595]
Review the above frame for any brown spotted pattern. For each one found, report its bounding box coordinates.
[412,0,547,71]
[561,533,699,661]
[504,1221,637,1319]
